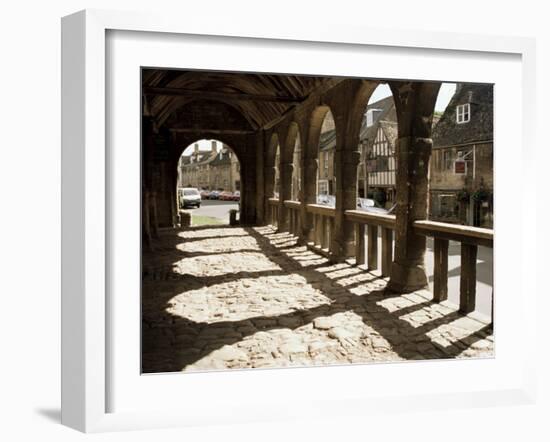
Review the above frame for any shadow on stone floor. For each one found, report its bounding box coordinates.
[427,259,493,287]
[142,225,493,373]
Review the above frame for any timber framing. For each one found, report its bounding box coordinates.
[144,86,306,103]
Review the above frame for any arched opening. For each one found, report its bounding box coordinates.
[284,123,302,202]
[317,109,336,206]
[356,83,398,210]
[177,138,241,226]
[274,143,280,198]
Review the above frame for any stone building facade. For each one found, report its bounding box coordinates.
[430,84,494,227]
[178,140,241,192]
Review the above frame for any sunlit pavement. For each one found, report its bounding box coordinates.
[183,200,239,224]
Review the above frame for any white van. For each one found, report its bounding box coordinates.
[178,187,201,209]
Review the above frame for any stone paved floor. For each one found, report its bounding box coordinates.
[142,225,494,373]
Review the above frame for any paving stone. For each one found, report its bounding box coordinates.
[417,342,436,352]
[308,340,337,353]
[371,336,391,350]
[313,317,339,330]
[237,325,258,335]
[327,327,361,348]
[199,327,235,337]
[277,316,302,328]
[471,339,492,350]
[253,318,278,328]
[279,341,308,355]
[210,345,248,362]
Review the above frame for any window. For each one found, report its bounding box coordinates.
[456,103,470,124]
[366,109,382,127]
[443,150,454,170]
[438,194,458,218]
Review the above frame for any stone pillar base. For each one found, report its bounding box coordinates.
[328,239,355,264]
[329,253,346,264]
[179,211,191,228]
[387,261,428,293]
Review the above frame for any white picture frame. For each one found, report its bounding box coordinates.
[61,9,537,433]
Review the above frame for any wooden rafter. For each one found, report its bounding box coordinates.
[144,87,306,103]
[169,128,255,135]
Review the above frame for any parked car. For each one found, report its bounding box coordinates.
[219,191,233,201]
[200,190,211,199]
[317,194,336,207]
[178,187,201,209]
[232,191,240,201]
[209,190,220,200]
[356,198,396,214]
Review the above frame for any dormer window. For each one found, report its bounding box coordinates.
[456,103,470,124]
[366,109,382,127]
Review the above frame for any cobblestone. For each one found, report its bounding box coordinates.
[142,225,494,373]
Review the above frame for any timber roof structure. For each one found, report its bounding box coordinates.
[142,69,336,133]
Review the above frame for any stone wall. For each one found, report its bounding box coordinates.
[180,149,241,192]
[429,142,493,227]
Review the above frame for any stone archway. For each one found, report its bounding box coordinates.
[176,138,243,226]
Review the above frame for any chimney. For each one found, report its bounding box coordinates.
[211,140,217,152]
[194,143,199,154]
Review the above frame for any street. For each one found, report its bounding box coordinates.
[185,199,239,223]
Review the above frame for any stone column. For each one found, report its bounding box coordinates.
[330,147,360,261]
[264,165,276,224]
[387,136,432,291]
[238,140,257,225]
[387,81,440,293]
[255,133,265,225]
[169,164,179,227]
[300,155,317,243]
[279,162,294,231]
[142,117,155,245]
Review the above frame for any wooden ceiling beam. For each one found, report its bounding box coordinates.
[144,87,306,103]
[169,128,256,135]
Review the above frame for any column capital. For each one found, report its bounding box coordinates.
[281,162,294,172]
[396,136,433,150]
[342,149,361,165]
